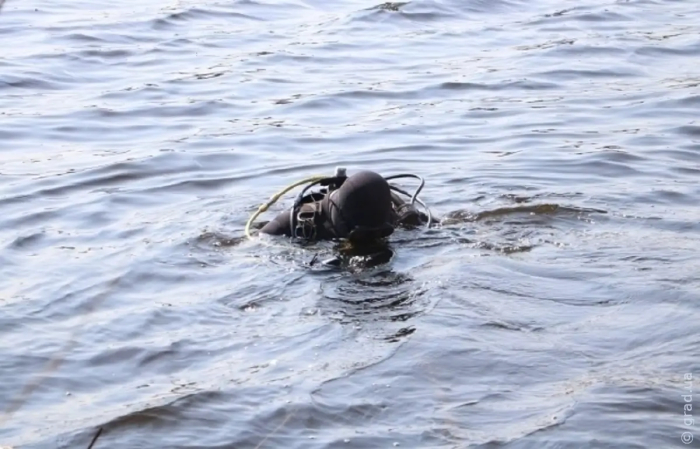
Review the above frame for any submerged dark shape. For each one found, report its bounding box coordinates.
[371,2,409,12]
[261,170,429,246]
[313,240,396,269]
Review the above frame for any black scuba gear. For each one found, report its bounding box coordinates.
[259,170,428,242]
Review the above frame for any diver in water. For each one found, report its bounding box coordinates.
[250,169,431,247]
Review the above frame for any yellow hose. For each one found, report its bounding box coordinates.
[245,175,327,240]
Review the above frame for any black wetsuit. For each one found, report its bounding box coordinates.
[260,170,426,244]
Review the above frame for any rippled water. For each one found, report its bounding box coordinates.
[2,0,699,447]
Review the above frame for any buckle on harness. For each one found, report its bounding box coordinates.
[294,206,318,240]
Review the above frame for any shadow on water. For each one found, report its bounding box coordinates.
[319,267,424,342]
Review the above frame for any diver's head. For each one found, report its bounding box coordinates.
[322,170,394,245]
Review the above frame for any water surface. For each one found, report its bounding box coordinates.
[1,0,699,447]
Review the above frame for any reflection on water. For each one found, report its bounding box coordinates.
[321,268,425,322]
